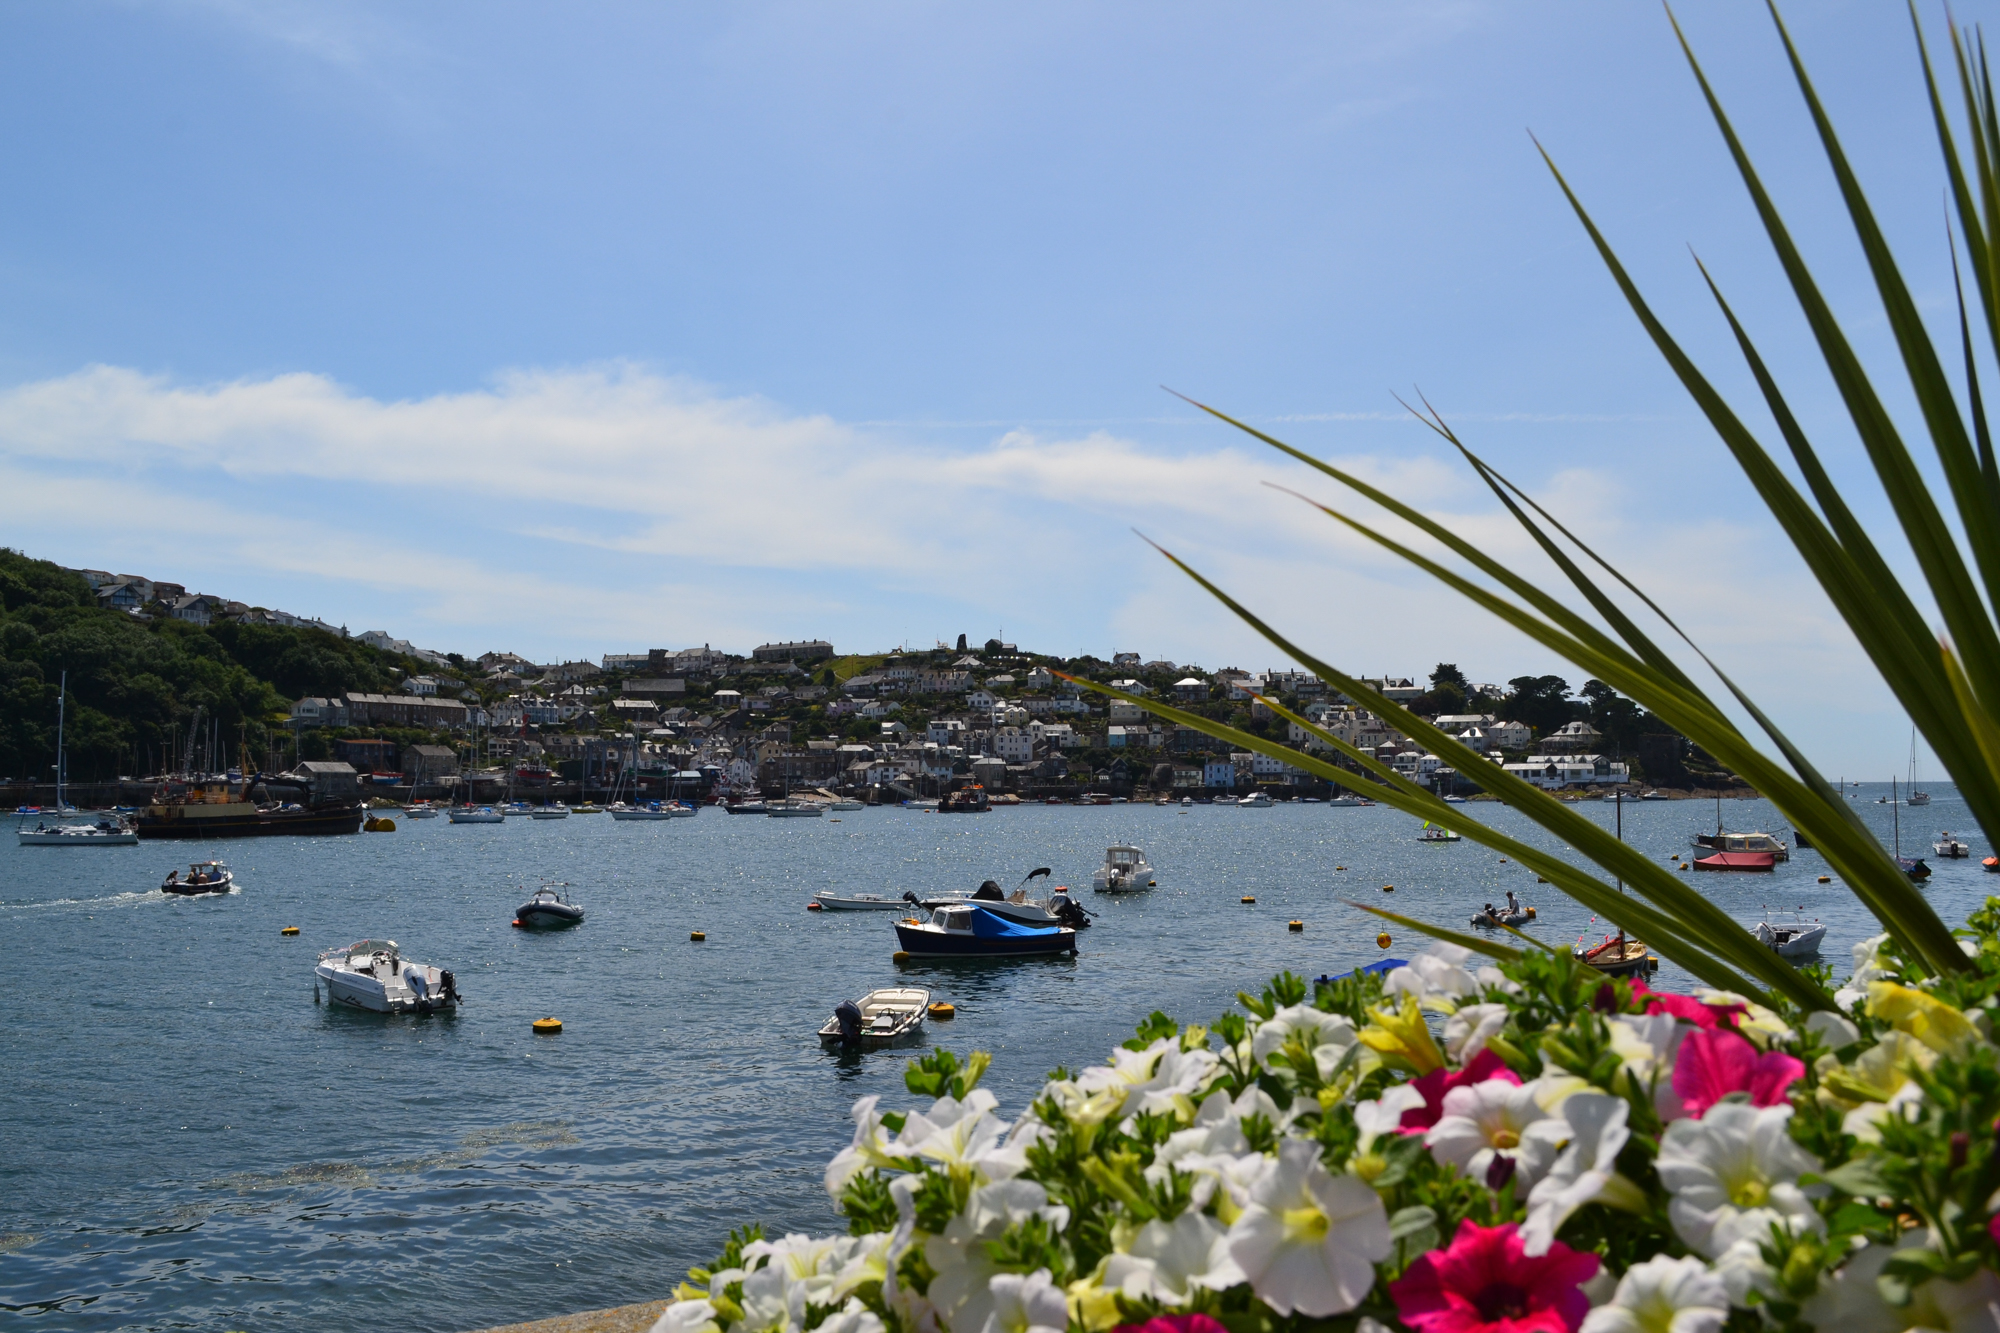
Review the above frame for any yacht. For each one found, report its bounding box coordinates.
[768,801,825,818]
[501,802,535,817]
[528,802,571,820]
[449,805,505,824]
[404,802,440,820]
[314,940,461,1014]
[608,801,673,821]
[828,799,865,812]
[1237,791,1272,808]
[1092,845,1156,893]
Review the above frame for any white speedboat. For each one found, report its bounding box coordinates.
[1180,796,1193,806]
[162,860,233,894]
[1641,790,1672,801]
[1751,913,1827,958]
[516,884,584,928]
[529,803,570,819]
[768,801,824,818]
[17,814,137,846]
[449,805,505,824]
[1327,794,1371,807]
[1092,845,1156,893]
[814,891,909,911]
[1441,795,1468,804]
[819,987,931,1049]
[1934,832,1971,859]
[315,940,461,1014]
[404,802,440,820]
[1237,792,1272,808]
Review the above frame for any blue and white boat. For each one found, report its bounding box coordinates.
[893,904,1077,959]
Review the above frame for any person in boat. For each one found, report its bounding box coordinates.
[1505,890,1519,916]
[1481,902,1498,922]
[164,869,179,887]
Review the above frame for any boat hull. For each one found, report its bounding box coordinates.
[893,922,1076,958]
[17,828,138,846]
[450,809,505,824]
[258,803,366,836]
[815,894,908,910]
[136,802,262,839]
[517,906,584,928]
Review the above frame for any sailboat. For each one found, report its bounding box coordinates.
[1906,728,1930,806]
[1580,789,1655,976]
[17,672,137,846]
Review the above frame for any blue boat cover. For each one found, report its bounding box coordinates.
[967,906,1061,939]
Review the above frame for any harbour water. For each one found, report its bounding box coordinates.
[2,787,1990,1331]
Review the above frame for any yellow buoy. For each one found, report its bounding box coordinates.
[927,1002,955,1020]
[690,931,706,942]
[1679,863,1690,872]
[1335,865,1346,871]
[1241,895,1256,904]
[1381,885,1394,893]
[1817,875,1831,883]
[1499,857,1508,863]
[892,950,910,963]
[533,1017,562,1034]
[281,925,300,936]
[1377,932,1392,949]
[1288,920,1304,932]
[364,816,396,832]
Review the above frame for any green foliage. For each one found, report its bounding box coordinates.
[904,1048,990,1102]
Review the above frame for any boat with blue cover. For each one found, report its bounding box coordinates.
[893,903,1078,958]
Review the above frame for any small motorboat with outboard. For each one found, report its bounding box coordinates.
[1237,791,1272,808]
[1750,909,1826,958]
[162,860,233,894]
[315,939,461,1014]
[818,986,931,1049]
[18,814,138,846]
[529,802,570,820]
[893,904,1078,958]
[1092,845,1156,893]
[515,884,584,928]
[450,805,505,824]
[814,891,909,911]
[1470,899,1536,929]
[911,869,1093,928]
[1934,832,1971,859]
[1418,823,1462,843]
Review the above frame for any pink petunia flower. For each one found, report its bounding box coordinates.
[1389,1220,1599,1333]
[1400,1048,1521,1135]
[1111,1316,1229,1333]
[1631,979,1744,1031]
[1671,1027,1804,1117]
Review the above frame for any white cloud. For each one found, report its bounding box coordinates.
[0,361,1909,766]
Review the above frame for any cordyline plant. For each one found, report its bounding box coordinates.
[1069,3,2000,1011]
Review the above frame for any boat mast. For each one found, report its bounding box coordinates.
[1892,776,1901,857]
[55,669,66,810]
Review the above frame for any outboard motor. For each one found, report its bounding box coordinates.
[1054,895,1091,929]
[902,891,922,906]
[439,970,461,1006]
[835,999,864,1045]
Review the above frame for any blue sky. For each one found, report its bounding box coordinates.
[0,1,1985,771]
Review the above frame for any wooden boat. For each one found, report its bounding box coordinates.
[1578,937,1656,977]
[162,860,233,894]
[1692,850,1777,872]
[818,987,931,1049]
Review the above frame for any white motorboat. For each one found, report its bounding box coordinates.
[1934,832,1971,859]
[1092,845,1156,893]
[1180,796,1193,806]
[529,803,570,819]
[315,939,461,1014]
[768,801,824,818]
[1327,794,1372,807]
[1441,795,1468,804]
[1418,823,1462,843]
[1751,913,1827,958]
[450,805,505,824]
[404,802,440,820]
[162,860,233,894]
[1237,792,1272,808]
[665,801,699,817]
[814,891,910,911]
[1640,790,1672,801]
[725,800,768,814]
[828,799,865,812]
[515,884,584,928]
[608,801,672,820]
[501,802,535,817]
[17,814,137,846]
[819,987,931,1049]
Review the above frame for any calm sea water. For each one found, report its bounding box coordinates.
[2,786,1991,1331]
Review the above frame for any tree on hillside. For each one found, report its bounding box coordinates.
[1498,674,1583,739]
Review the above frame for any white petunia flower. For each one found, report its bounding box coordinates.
[1477,964,1524,995]
[1104,1208,1244,1302]
[825,1094,913,1197]
[1354,1083,1427,1150]
[814,1305,885,1333]
[979,1269,1069,1333]
[1077,1037,1220,1122]
[1225,1138,1390,1316]
[1146,1085,1286,1196]
[649,1299,719,1333]
[1425,1076,1568,1188]
[1607,1013,1688,1120]
[1443,1002,1509,1065]
[1386,942,1480,1013]
[1522,1091,1646,1256]
[1656,1103,1824,1258]
[922,1180,1068,1333]
[899,1089,1007,1174]
[1804,1010,1861,1050]
[1578,1254,1730,1333]
[1841,1079,1925,1145]
[1834,933,1895,1012]
[1252,1005,1359,1078]
[1801,1240,2000,1333]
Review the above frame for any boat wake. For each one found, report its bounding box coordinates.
[1,889,169,912]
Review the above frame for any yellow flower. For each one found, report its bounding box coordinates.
[1357,996,1445,1075]
[1818,1030,1935,1110]
[1867,982,1980,1060]
[1066,1269,1122,1332]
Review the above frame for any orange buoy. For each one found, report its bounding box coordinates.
[806,901,824,911]
[533,1017,562,1034]
[690,931,706,941]
[511,919,524,928]
[281,926,300,936]
[1288,920,1304,932]
[1381,885,1394,893]
[1817,875,1831,884]
[1335,865,1346,871]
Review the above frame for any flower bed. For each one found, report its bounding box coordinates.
[652,902,2000,1333]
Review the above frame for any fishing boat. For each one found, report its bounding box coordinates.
[818,987,931,1049]
[1417,823,1462,843]
[1692,850,1777,872]
[813,891,909,911]
[449,805,505,824]
[893,904,1078,958]
[1933,832,1971,859]
[1092,845,1156,893]
[940,786,990,813]
[18,814,137,846]
[608,801,673,821]
[314,940,461,1014]
[1751,909,1827,958]
[1578,936,1656,977]
[528,802,570,820]
[161,860,233,894]
[515,884,584,928]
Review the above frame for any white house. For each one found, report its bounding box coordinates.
[1108,699,1147,723]
[1034,722,1082,749]
[928,718,968,746]
[965,689,998,713]
[1483,720,1532,750]
[1107,678,1150,696]
[1023,666,1055,690]
[994,727,1034,762]
[404,675,439,696]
